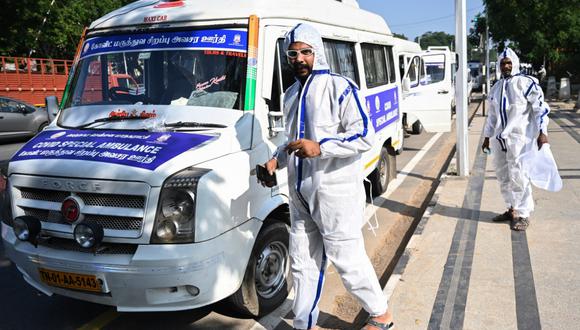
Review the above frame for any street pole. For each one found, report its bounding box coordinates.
[455,0,469,176]
[484,9,491,116]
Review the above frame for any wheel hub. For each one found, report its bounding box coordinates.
[255,241,288,299]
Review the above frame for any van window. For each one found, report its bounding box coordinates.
[399,55,406,81]
[419,58,426,84]
[361,43,388,88]
[64,29,248,110]
[386,46,396,83]
[408,57,419,86]
[270,39,295,111]
[424,54,446,84]
[323,39,359,85]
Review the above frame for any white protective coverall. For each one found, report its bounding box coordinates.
[483,48,552,218]
[273,23,388,329]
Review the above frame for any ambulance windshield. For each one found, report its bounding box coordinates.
[64,29,248,110]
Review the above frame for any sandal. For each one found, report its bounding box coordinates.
[361,317,394,330]
[511,217,530,231]
[492,209,514,222]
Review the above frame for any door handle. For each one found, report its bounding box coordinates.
[438,90,449,94]
[0,116,3,119]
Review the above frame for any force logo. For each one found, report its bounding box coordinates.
[61,197,84,223]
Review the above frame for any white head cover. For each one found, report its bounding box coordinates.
[284,23,330,71]
[496,47,520,76]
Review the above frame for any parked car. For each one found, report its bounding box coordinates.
[0,97,48,141]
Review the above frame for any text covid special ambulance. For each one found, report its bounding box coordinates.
[2,0,403,315]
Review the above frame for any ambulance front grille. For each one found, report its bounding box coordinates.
[22,207,143,231]
[19,188,145,209]
[13,180,149,239]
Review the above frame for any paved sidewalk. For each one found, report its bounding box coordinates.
[388,100,580,329]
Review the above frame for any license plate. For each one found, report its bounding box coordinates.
[38,268,102,292]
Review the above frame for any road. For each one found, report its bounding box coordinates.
[0,97,483,329]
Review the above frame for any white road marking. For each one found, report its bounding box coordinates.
[365,132,443,222]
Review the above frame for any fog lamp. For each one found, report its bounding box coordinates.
[185,285,200,296]
[74,222,104,248]
[13,216,41,242]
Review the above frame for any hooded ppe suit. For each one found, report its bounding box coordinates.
[273,23,388,329]
[483,48,551,218]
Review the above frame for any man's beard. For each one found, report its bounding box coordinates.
[293,63,311,77]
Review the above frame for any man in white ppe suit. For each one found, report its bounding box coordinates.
[261,23,393,330]
[482,47,550,231]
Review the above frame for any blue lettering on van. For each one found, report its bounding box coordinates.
[11,130,214,171]
[80,29,248,59]
[365,87,399,132]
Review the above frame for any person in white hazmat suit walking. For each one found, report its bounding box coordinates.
[261,24,394,330]
[481,48,551,231]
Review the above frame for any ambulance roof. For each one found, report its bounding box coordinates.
[89,0,391,36]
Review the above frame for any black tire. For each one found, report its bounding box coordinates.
[368,146,393,196]
[37,122,48,133]
[411,120,423,135]
[228,221,292,317]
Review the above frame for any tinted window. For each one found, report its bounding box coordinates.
[408,57,419,85]
[270,39,296,112]
[323,39,359,84]
[5,100,22,113]
[361,44,388,88]
[386,46,396,83]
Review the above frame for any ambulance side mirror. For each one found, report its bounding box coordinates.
[45,96,59,122]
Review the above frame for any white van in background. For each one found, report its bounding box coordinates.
[399,46,455,134]
[2,0,403,316]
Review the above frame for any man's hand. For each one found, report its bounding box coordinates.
[537,132,548,150]
[285,139,321,158]
[265,158,278,176]
[481,137,490,153]
[258,158,278,187]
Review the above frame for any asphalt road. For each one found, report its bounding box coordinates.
[0,98,481,329]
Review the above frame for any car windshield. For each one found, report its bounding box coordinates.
[63,29,248,110]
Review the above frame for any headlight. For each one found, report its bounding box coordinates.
[151,168,208,244]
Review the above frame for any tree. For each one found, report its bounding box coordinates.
[414,31,454,50]
[393,33,408,40]
[0,0,134,59]
[484,0,580,77]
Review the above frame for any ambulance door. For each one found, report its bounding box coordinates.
[401,53,451,132]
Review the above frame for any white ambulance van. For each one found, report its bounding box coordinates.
[1,0,402,315]
[399,45,455,134]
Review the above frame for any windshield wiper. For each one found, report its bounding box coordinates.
[164,121,227,129]
[64,116,150,129]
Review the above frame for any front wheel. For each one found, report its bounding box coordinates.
[368,146,395,196]
[228,221,291,317]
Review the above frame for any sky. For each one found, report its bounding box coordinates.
[357,0,485,42]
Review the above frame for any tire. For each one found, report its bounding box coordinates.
[228,221,292,317]
[411,120,423,135]
[368,146,394,196]
[37,122,48,133]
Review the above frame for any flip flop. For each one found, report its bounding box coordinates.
[361,317,394,330]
